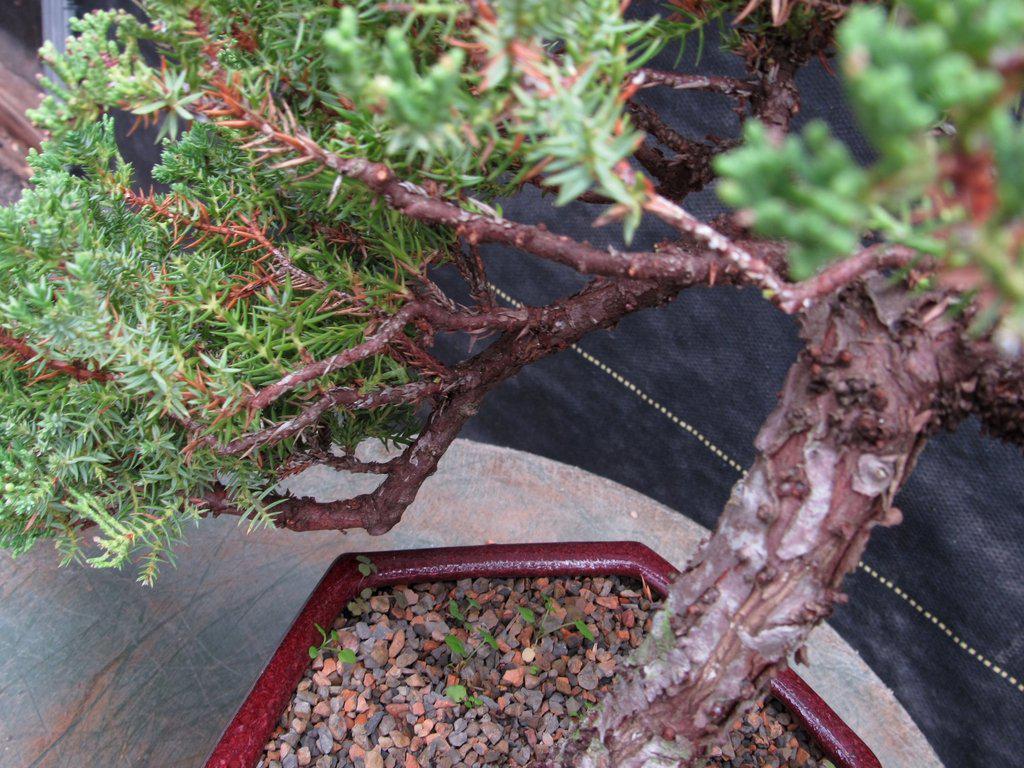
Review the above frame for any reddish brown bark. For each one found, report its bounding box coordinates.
[0,328,114,383]
[556,276,977,767]
[204,278,684,533]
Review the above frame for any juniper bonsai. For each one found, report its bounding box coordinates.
[2,0,1023,764]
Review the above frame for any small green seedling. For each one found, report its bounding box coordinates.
[445,683,484,708]
[448,600,466,622]
[309,622,340,659]
[447,600,499,654]
[356,554,378,577]
[519,599,597,643]
[308,622,358,663]
[446,683,468,701]
[346,586,375,616]
[478,628,499,650]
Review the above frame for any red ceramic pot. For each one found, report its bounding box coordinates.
[205,541,881,768]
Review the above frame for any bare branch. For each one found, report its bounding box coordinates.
[0,328,114,383]
[202,385,487,534]
[636,68,756,98]
[249,301,530,409]
[277,450,402,477]
[626,99,702,158]
[201,87,742,284]
[204,275,685,533]
[644,194,786,295]
[776,244,922,312]
[456,242,497,308]
[626,100,737,200]
[215,378,445,457]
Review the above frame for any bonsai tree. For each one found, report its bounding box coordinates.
[2,0,1023,764]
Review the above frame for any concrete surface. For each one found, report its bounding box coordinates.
[0,440,940,767]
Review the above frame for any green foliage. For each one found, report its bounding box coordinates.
[476,0,662,234]
[716,0,1024,323]
[30,11,156,136]
[324,6,468,162]
[716,121,870,279]
[7,0,1024,581]
[4,67,421,580]
[838,1,1011,172]
[319,0,669,229]
[0,0,696,580]
[445,633,468,658]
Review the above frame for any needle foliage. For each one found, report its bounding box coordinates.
[2,0,1023,583]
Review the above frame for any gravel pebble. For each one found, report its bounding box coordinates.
[259,576,826,767]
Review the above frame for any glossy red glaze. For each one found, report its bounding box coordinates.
[205,541,881,768]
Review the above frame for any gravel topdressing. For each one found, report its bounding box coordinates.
[257,575,828,768]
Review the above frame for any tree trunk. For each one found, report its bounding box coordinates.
[560,276,973,767]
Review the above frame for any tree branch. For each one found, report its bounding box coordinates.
[636,68,756,99]
[644,194,786,295]
[0,328,114,383]
[276,450,402,477]
[248,301,530,409]
[200,385,487,534]
[201,276,683,531]
[775,244,922,312]
[213,378,445,457]
[625,99,737,199]
[202,87,743,283]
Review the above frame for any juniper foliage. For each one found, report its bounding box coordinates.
[1,0,1023,588]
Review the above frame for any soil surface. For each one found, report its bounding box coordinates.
[257,575,829,768]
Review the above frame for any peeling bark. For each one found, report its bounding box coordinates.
[557,276,975,767]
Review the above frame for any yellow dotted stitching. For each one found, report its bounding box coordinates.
[487,284,744,474]
[857,561,1024,694]
[487,281,1024,696]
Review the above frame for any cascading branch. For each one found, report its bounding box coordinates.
[2,0,683,581]
[3,0,1024,764]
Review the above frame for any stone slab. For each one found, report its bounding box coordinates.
[0,440,940,767]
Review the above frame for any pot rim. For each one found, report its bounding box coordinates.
[205,541,880,768]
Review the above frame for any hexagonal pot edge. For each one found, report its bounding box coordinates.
[205,541,881,768]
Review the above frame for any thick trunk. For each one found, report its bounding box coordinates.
[561,277,972,767]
